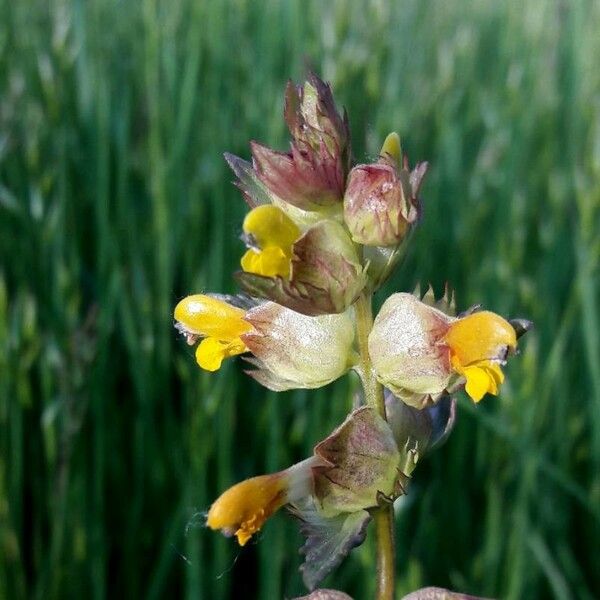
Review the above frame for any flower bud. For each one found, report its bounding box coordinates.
[369,293,524,406]
[225,152,334,235]
[248,74,350,212]
[343,161,414,246]
[284,73,350,162]
[343,133,427,247]
[238,215,367,316]
[251,140,345,212]
[242,302,356,390]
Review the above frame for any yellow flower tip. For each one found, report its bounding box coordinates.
[174,294,251,341]
[206,473,288,546]
[241,205,300,278]
[445,311,516,403]
[444,311,517,367]
[380,132,402,166]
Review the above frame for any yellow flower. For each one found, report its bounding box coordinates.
[174,295,356,387]
[207,472,288,546]
[380,131,402,165]
[207,458,316,546]
[173,294,252,371]
[443,311,517,402]
[241,205,300,278]
[207,408,406,550]
[369,294,520,406]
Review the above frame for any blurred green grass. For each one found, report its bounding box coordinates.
[1,0,599,598]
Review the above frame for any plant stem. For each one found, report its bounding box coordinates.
[354,293,395,600]
[354,294,385,415]
[374,508,396,600]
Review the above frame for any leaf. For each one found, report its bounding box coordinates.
[385,391,457,457]
[292,504,371,591]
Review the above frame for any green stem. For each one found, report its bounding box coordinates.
[354,294,385,414]
[354,293,395,600]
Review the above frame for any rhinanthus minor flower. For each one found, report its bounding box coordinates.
[173,294,251,371]
[240,204,300,278]
[207,408,402,546]
[174,293,356,389]
[369,292,522,407]
[206,403,457,589]
[237,211,367,316]
[207,457,319,546]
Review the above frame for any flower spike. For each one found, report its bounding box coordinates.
[172,72,533,596]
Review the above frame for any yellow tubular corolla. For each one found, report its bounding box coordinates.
[206,473,288,546]
[444,311,517,403]
[380,132,402,166]
[173,295,252,371]
[241,205,300,278]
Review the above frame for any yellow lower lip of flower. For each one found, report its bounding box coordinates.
[207,473,288,546]
[195,337,248,371]
[241,246,292,278]
[451,355,505,403]
[241,205,299,278]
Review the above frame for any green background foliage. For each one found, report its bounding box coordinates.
[1,0,599,598]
